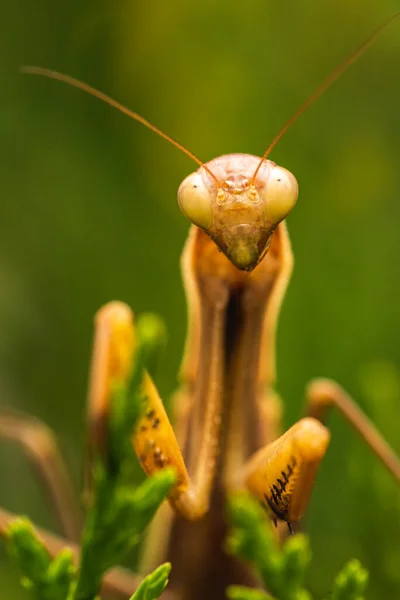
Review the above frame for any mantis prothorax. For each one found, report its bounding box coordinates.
[1,11,399,600]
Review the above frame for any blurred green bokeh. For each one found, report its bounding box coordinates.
[1,1,399,598]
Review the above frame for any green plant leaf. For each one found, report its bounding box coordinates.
[331,559,369,600]
[7,517,52,585]
[6,518,75,600]
[130,563,171,600]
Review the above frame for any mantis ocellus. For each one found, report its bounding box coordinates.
[0,11,399,600]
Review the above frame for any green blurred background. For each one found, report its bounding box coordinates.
[1,0,400,597]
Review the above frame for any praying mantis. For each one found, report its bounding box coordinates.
[1,9,400,600]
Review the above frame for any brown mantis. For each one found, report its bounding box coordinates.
[1,10,400,600]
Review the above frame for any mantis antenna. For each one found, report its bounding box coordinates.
[22,11,398,188]
[251,11,400,183]
[20,66,221,186]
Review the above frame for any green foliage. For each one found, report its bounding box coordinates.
[331,559,368,600]
[7,518,74,600]
[130,563,171,600]
[71,467,175,600]
[227,494,369,600]
[4,314,175,600]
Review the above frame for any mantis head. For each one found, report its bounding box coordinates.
[178,154,298,271]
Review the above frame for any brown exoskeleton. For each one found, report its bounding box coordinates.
[0,11,399,600]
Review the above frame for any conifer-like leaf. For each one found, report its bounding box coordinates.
[331,559,368,600]
[6,518,74,600]
[130,563,171,600]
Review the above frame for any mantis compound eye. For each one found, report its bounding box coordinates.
[261,165,299,226]
[178,172,213,231]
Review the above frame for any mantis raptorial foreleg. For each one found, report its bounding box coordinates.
[0,411,82,541]
[87,300,219,521]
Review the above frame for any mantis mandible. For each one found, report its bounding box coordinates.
[0,11,399,600]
